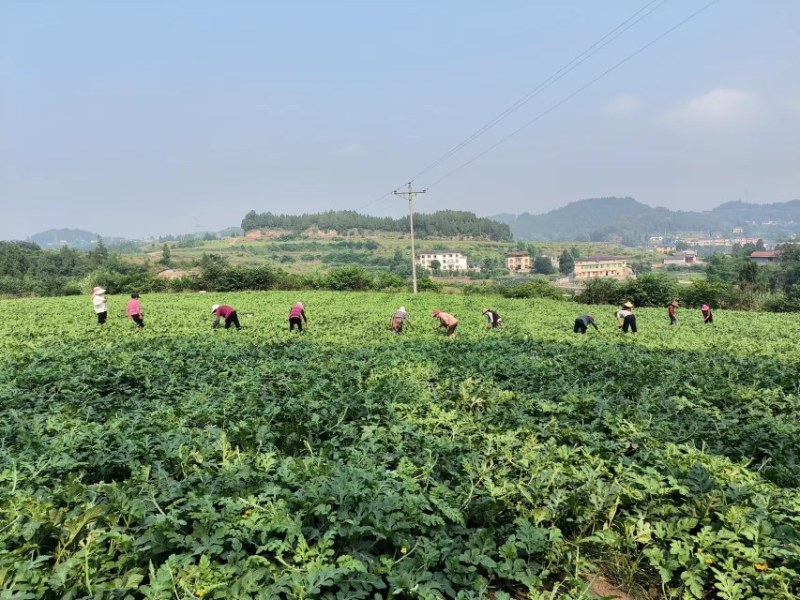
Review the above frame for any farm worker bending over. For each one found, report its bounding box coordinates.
[126,293,144,328]
[668,300,679,326]
[573,313,599,334]
[614,302,637,334]
[701,304,713,324]
[289,301,308,332]
[482,308,502,329]
[92,287,108,325]
[432,308,458,338]
[390,306,411,334]
[211,304,242,330]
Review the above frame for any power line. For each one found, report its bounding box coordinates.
[407,0,669,184]
[422,0,719,192]
[353,191,396,213]
[353,0,667,215]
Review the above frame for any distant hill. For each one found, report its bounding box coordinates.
[27,228,131,250]
[491,197,800,243]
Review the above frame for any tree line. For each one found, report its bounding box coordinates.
[241,210,512,241]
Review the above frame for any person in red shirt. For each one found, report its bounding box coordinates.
[668,300,679,326]
[211,304,241,330]
[701,304,713,324]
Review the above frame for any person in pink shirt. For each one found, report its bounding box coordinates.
[211,304,242,330]
[432,308,458,338]
[126,293,144,328]
[289,301,308,332]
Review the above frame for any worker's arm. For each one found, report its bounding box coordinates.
[301,310,307,323]
[590,320,599,331]
[212,315,221,329]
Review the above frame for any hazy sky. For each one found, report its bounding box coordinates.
[2,1,799,240]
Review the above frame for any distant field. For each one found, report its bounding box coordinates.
[133,234,663,275]
[1,292,798,598]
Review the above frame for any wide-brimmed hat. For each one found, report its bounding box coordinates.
[397,306,406,313]
[481,308,489,314]
[670,300,679,306]
[432,308,441,317]
[623,301,633,309]
[211,304,220,313]
[702,304,710,310]
[92,287,106,295]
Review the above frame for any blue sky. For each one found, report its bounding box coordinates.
[1,1,799,239]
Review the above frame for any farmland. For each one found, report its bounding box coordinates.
[1,292,798,599]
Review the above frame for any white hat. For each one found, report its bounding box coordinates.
[92,287,106,295]
[211,304,220,313]
[398,306,406,313]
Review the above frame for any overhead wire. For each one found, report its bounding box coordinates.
[421,0,719,193]
[407,0,670,185]
[353,0,669,214]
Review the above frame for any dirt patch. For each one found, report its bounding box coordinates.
[587,577,635,600]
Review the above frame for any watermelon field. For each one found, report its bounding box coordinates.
[0,292,798,599]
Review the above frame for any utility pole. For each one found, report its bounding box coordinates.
[394,183,426,294]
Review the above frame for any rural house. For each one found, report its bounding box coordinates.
[749,250,782,265]
[663,250,699,266]
[573,255,628,280]
[417,251,468,272]
[505,251,531,273]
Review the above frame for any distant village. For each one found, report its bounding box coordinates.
[415,224,790,285]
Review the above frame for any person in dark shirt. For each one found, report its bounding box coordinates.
[573,313,600,334]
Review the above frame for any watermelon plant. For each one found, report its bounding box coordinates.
[0,292,797,599]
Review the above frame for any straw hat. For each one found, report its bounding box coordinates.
[623,301,633,309]
[92,287,106,295]
[211,304,220,313]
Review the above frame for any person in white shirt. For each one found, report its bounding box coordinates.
[614,301,637,334]
[92,287,108,325]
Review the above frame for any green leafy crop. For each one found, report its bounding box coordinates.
[0,292,797,599]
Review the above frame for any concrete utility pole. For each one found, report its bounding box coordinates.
[393,183,426,294]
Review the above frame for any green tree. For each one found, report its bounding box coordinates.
[575,278,624,305]
[91,237,108,268]
[533,256,554,275]
[160,243,173,267]
[623,273,677,307]
[429,259,441,272]
[558,250,575,275]
[570,246,581,259]
[738,261,760,290]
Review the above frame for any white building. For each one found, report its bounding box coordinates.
[417,251,468,272]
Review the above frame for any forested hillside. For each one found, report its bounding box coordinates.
[28,228,130,250]
[241,210,512,241]
[493,197,800,243]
